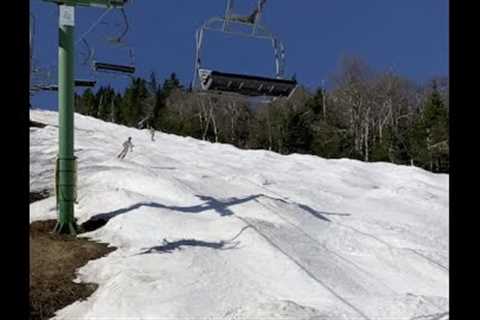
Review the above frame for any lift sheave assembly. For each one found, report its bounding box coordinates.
[193,0,297,99]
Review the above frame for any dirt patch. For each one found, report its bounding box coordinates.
[30,220,116,320]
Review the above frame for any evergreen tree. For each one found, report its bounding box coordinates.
[96,86,115,122]
[148,71,159,94]
[112,93,123,124]
[146,72,166,129]
[306,88,324,116]
[74,93,84,114]
[285,111,313,154]
[64,61,448,173]
[162,72,183,97]
[80,88,97,117]
[371,126,394,162]
[410,80,449,171]
[120,77,149,127]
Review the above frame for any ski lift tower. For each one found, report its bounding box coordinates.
[42,0,129,235]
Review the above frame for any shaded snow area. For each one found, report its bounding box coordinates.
[30,110,449,320]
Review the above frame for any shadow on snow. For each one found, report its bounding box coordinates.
[81,193,350,232]
[137,225,253,255]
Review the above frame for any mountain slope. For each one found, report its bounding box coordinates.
[30,110,449,320]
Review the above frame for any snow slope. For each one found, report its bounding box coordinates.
[30,110,449,320]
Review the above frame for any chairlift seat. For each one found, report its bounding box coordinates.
[41,85,59,91]
[74,79,97,87]
[93,61,136,74]
[37,79,97,91]
[198,69,297,98]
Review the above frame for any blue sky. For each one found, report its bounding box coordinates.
[30,0,449,110]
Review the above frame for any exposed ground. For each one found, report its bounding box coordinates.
[30,217,115,320]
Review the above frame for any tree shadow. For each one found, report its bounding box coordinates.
[296,204,351,222]
[258,194,351,222]
[138,225,253,255]
[81,195,262,232]
[30,189,51,204]
[150,166,177,171]
[30,120,47,128]
[80,193,349,233]
[138,238,240,255]
[288,203,331,222]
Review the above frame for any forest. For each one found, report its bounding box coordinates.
[74,56,449,173]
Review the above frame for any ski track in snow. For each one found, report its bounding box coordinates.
[239,177,449,275]
[235,215,373,320]
[30,110,449,320]
[181,177,447,319]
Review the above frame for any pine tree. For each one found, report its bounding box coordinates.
[145,72,163,128]
[81,88,97,117]
[96,86,116,121]
[148,72,158,94]
[120,77,149,127]
[306,88,324,116]
[74,93,84,114]
[285,111,313,154]
[162,72,183,97]
[112,93,123,124]
[410,80,449,171]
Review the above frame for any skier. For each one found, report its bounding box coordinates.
[117,137,134,159]
[149,126,155,142]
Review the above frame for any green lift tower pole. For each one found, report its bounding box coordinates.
[55,4,76,234]
[42,0,128,235]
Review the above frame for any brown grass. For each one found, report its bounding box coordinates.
[30,220,116,320]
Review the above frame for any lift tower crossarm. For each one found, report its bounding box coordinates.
[42,0,128,8]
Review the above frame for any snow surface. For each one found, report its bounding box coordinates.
[30,110,449,320]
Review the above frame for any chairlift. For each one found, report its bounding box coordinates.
[30,14,96,94]
[74,79,97,87]
[88,34,136,76]
[93,7,136,76]
[79,8,136,78]
[93,58,135,75]
[193,0,297,100]
[38,79,97,91]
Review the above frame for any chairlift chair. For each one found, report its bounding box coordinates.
[79,8,137,77]
[93,60,135,74]
[91,42,136,76]
[38,79,97,91]
[193,0,297,100]
[198,69,296,98]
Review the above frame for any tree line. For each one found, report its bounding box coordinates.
[74,56,449,173]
